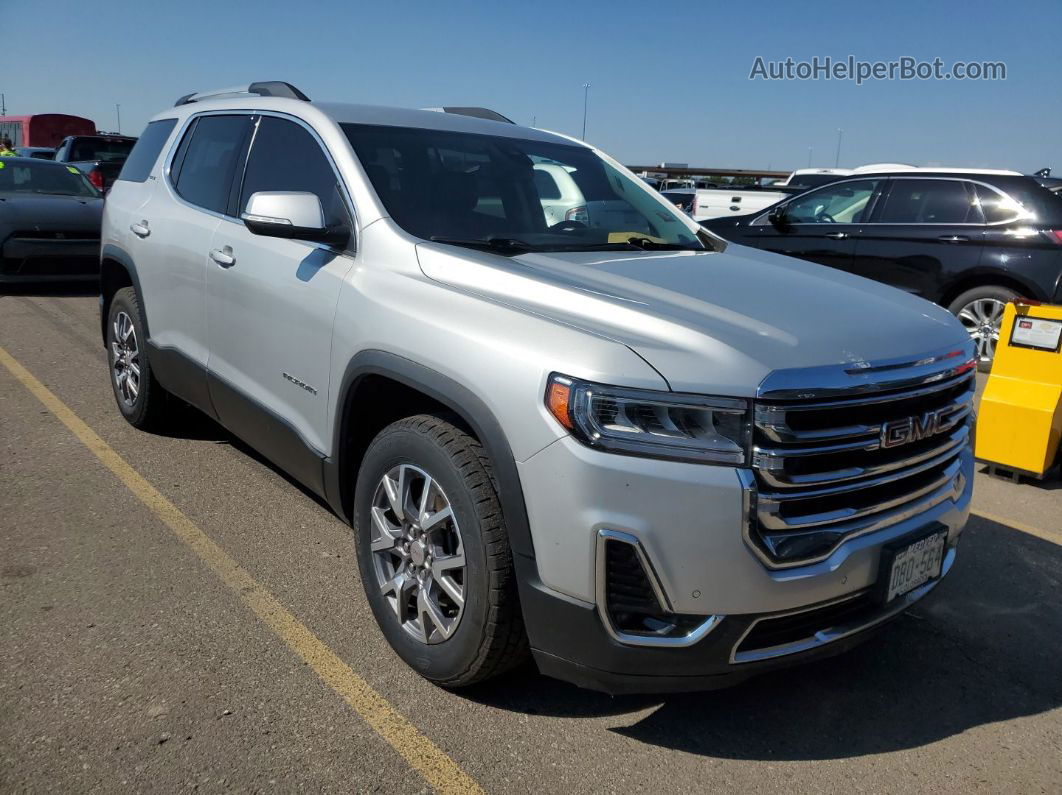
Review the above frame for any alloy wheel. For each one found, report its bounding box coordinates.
[111,311,141,407]
[957,297,1005,364]
[369,464,466,644]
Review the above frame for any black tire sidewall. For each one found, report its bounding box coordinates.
[353,423,493,682]
[106,288,154,425]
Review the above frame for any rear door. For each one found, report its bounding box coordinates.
[137,114,252,394]
[205,114,356,477]
[739,178,883,272]
[851,178,984,301]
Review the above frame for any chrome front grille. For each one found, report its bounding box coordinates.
[748,349,976,568]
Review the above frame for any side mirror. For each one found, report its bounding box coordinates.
[767,206,789,229]
[241,191,348,246]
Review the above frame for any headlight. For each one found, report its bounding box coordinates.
[545,373,751,465]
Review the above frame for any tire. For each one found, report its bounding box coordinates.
[353,414,528,687]
[106,286,172,429]
[947,285,1019,372]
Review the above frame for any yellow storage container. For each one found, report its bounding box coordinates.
[975,301,1062,478]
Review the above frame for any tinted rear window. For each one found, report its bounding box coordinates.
[878,179,978,224]
[171,115,250,215]
[118,119,177,183]
[69,137,136,162]
[990,178,1062,226]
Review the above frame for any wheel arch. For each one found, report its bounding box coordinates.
[99,244,147,345]
[325,350,535,560]
[939,270,1045,310]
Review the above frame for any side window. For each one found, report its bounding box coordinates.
[171,115,250,214]
[239,116,349,229]
[975,184,1025,224]
[878,179,978,224]
[533,167,562,200]
[118,119,177,183]
[784,179,880,224]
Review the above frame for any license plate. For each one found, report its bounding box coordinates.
[884,532,946,602]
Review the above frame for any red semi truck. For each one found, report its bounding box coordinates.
[0,114,96,148]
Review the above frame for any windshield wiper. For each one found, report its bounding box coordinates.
[429,236,535,256]
[623,237,704,251]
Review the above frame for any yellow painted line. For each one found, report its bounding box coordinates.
[971,509,1062,546]
[0,345,482,795]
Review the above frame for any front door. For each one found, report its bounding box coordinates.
[740,178,883,272]
[205,115,356,485]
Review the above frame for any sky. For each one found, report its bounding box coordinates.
[4,0,1059,174]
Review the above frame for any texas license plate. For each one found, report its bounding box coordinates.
[884,531,946,602]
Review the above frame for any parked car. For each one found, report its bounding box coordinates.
[533,161,648,229]
[14,146,57,160]
[0,156,103,282]
[53,134,137,192]
[101,81,974,694]
[703,168,1062,369]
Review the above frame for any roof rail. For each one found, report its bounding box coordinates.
[422,107,514,124]
[174,81,310,107]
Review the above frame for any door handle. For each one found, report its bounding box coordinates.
[938,235,969,243]
[209,246,236,268]
[130,221,150,238]
[825,232,848,240]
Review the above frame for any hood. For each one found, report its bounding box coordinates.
[416,241,970,396]
[0,193,103,232]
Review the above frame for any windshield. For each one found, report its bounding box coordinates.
[342,123,703,252]
[0,160,99,197]
[69,137,135,162]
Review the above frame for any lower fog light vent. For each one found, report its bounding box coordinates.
[597,530,723,647]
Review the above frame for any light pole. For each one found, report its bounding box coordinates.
[581,83,591,140]
[807,146,813,167]
[116,104,121,134]
[834,128,843,168]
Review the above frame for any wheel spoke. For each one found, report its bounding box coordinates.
[421,504,453,533]
[382,471,405,522]
[417,475,435,522]
[957,309,978,327]
[381,572,416,621]
[370,507,403,552]
[432,550,464,574]
[418,588,455,640]
[434,572,464,607]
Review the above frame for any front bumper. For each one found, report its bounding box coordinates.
[515,435,972,693]
[521,546,958,695]
[1,237,100,282]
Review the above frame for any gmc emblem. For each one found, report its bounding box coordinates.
[880,408,957,449]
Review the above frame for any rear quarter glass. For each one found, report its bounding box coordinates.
[118,119,178,183]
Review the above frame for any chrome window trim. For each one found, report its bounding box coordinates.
[750,175,1028,227]
[594,529,723,648]
[730,547,955,664]
[162,108,360,252]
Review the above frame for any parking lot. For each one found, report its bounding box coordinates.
[0,287,1058,792]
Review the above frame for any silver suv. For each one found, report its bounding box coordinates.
[100,82,975,693]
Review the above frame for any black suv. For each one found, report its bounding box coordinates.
[703,171,1062,368]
